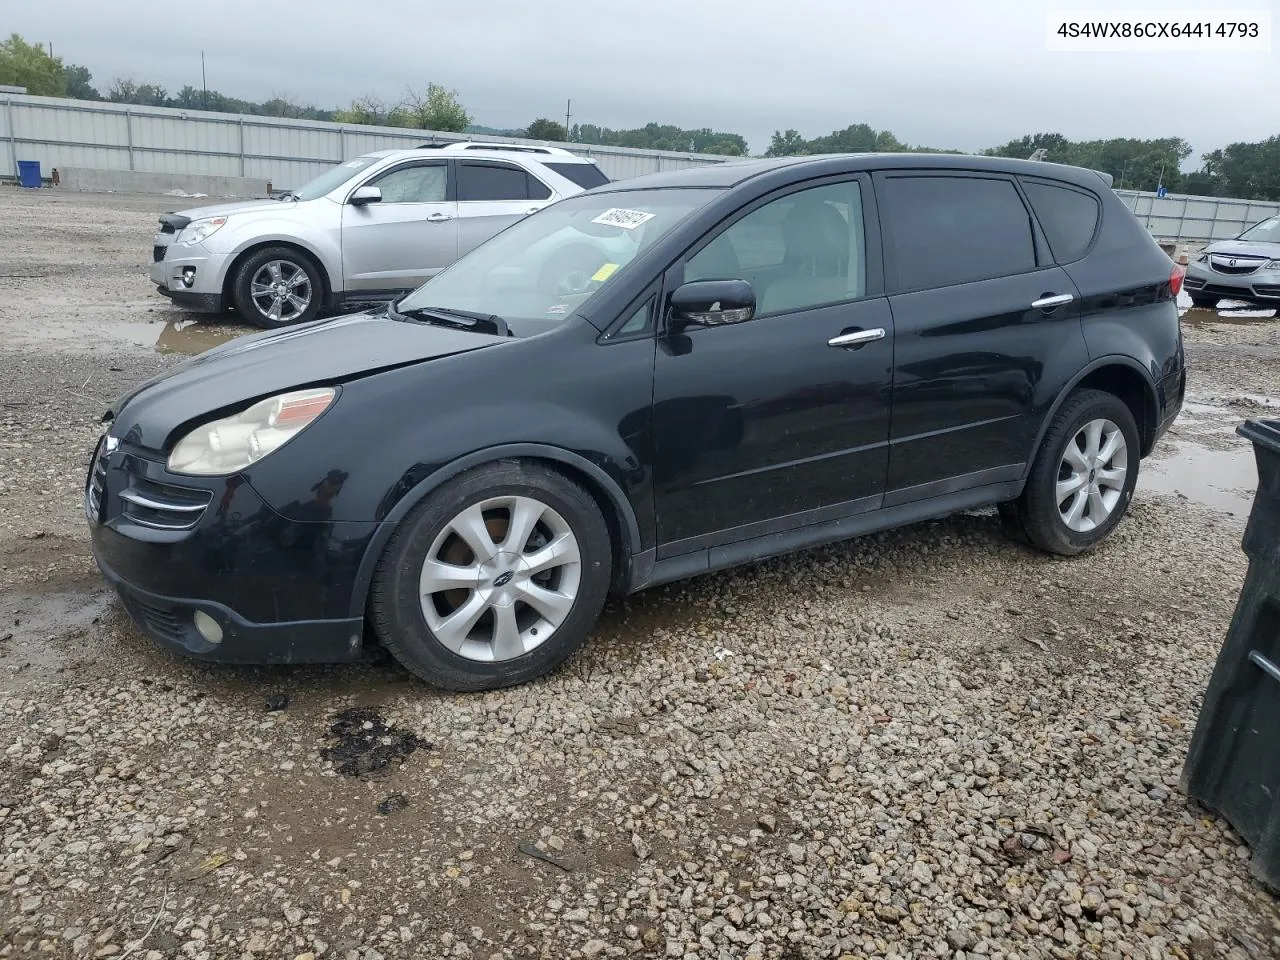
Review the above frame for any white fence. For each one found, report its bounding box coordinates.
[1115,189,1280,243]
[0,93,732,187]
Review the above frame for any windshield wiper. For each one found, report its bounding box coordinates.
[390,303,511,337]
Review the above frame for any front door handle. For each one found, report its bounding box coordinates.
[828,328,886,348]
[526,207,540,215]
[1031,293,1073,310]
[426,212,454,223]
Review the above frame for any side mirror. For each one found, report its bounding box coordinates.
[349,185,382,206]
[669,279,755,328]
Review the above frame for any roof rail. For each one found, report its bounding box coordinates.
[414,141,589,159]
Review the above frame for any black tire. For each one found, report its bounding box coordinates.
[1189,293,1218,310]
[231,246,324,329]
[369,461,613,691]
[1003,389,1140,557]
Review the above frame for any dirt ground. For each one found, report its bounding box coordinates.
[1,184,1279,960]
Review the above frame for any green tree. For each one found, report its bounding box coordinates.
[765,130,808,157]
[525,118,567,141]
[1200,136,1280,202]
[63,63,99,100]
[334,94,389,126]
[0,33,66,96]
[399,84,470,132]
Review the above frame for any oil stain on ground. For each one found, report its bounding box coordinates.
[319,707,432,778]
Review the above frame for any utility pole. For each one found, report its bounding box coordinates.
[201,51,208,111]
[564,99,572,141]
[48,42,53,58]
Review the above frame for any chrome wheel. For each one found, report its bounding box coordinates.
[249,259,312,323]
[418,495,582,663]
[1057,417,1128,533]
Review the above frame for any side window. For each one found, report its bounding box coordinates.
[685,181,866,317]
[458,162,532,201]
[1021,180,1100,263]
[882,176,1035,290]
[526,174,552,201]
[369,163,447,204]
[614,296,654,338]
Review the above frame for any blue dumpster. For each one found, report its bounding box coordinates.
[16,160,42,188]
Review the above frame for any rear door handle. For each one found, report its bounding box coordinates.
[426,212,454,223]
[828,328,886,348]
[1031,293,1074,310]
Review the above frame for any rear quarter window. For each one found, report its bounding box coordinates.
[545,162,610,190]
[1021,179,1101,263]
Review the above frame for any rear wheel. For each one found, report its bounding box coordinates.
[370,461,613,691]
[231,246,324,328]
[1002,389,1140,556]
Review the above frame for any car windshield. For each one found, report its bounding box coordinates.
[291,155,381,201]
[1238,216,1280,244]
[396,188,721,335]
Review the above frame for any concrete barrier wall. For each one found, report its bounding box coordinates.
[57,167,270,198]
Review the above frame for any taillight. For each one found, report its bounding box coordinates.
[1169,264,1185,297]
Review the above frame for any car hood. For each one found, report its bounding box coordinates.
[1202,239,1280,258]
[107,310,510,452]
[162,197,298,225]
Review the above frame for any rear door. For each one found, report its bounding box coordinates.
[341,159,458,293]
[875,171,1090,503]
[456,160,556,258]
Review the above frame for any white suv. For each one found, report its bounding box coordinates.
[149,143,610,327]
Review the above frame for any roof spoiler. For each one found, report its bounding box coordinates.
[1093,169,1115,188]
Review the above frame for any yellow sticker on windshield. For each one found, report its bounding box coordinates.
[592,263,620,282]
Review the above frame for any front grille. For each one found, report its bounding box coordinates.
[129,596,187,643]
[119,474,211,530]
[153,245,167,263]
[1210,256,1264,276]
[1253,285,1280,299]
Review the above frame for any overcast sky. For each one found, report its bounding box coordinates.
[11,0,1277,162]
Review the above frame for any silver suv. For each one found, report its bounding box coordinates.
[149,143,609,327]
[1182,214,1280,310]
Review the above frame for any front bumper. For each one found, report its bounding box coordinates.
[1184,262,1280,303]
[150,244,231,313]
[87,440,377,665]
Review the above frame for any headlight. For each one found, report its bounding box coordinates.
[1195,251,1209,263]
[176,217,227,246]
[1266,260,1280,271]
[167,387,335,475]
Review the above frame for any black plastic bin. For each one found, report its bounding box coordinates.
[1181,418,1280,891]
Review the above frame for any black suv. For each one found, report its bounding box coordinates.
[88,154,1185,690]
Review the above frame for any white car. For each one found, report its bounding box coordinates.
[149,143,609,328]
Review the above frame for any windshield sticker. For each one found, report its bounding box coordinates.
[545,303,570,314]
[591,208,656,230]
[591,263,620,282]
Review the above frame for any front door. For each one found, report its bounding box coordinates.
[456,160,557,259]
[341,159,458,293]
[651,177,894,554]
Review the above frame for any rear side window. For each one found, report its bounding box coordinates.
[459,162,540,201]
[545,162,610,190]
[1022,180,1100,262]
[882,176,1036,290]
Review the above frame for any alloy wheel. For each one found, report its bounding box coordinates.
[249,259,312,324]
[1056,417,1128,533]
[418,495,582,663]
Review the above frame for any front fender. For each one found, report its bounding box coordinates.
[211,219,342,291]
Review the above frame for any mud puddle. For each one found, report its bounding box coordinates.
[1140,440,1257,517]
[0,587,113,692]
[6,312,251,355]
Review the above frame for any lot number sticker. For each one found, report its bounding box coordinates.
[591,208,656,230]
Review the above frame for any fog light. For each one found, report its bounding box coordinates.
[181,267,196,288]
[193,610,223,645]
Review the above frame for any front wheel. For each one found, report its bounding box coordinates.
[1189,293,1218,310]
[369,461,613,691]
[1002,389,1140,556]
[231,246,324,328]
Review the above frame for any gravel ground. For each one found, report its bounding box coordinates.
[1,184,1279,960]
